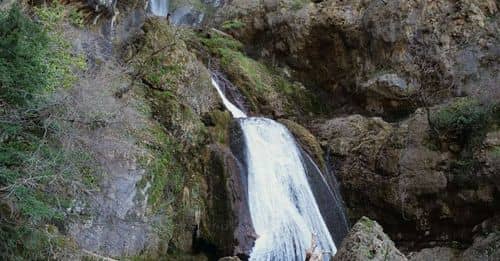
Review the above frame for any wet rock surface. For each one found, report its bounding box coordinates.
[203,144,256,258]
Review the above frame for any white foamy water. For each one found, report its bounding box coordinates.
[211,78,247,118]
[211,77,336,260]
[149,0,169,17]
[242,118,336,260]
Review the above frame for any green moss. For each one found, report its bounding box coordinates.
[199,33,244,53]
[290,0,310,10]
[34,3,87,90]
[218,48,269,91]
[68,8,84,28]
[196,31,324,116]
[142,57,185,90]
[359,216,376,231]
[279,119,326,169]
[491,146,500,158]
[207,110,232,145]
[221,19,245,30]
[140,125,184,211]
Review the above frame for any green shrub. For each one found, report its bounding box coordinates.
[431,98,489,141]
[0,6,50,105]
[34,3,87,91]
[0,5,89,259]
[68,8,84,28]
[0,4,85,106]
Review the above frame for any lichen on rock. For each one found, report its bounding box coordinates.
[333,216,407,261]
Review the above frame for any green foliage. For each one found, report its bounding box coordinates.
[0,223,72,260]
[430,98,499,185]
[0,113,101,258]
[207,110,232,144]
[68,8,85,28]
[431,98,490,142]
[290,0,309,10]
[140,125,184,211]
[221,19,245,30]
[199,33,244,53]
[0,5,89,259]
[0,4,85,106]
[33,2,66,29]
[35,3,87,90]
[0,6,50,105]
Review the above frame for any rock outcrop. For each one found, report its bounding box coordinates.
[333,217,407,261]
[202,145,256,258]
[216,0,500,118]
[314,105,499,248]
[408,215,500,260]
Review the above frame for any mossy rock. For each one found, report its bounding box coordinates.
[195,30,323,118]
[205,110,233,145]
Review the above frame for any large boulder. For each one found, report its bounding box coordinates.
[315,108,500,248]
[333,217,407,261]
[202,145,256,258]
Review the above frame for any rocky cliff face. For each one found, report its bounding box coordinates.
[213,0,500,257]
[314,107,499,249]
[216,0,499,118]
[2,0,498,260]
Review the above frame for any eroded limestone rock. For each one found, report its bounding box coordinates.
[333,217,407,261]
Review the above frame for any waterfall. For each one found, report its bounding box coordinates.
[149,0,169,17]
[211,78,247,118]
[211,77,337,260]
[242,118,336,260]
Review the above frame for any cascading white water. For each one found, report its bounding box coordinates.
[211,78,336,260]
[211,78,247,118]
[242,118,336,260]
[149,0,169,17]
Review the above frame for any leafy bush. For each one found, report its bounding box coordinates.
[0,6,51,105]
[431,98,489,141]
[34,3,87,91]
[0,4,85,106]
